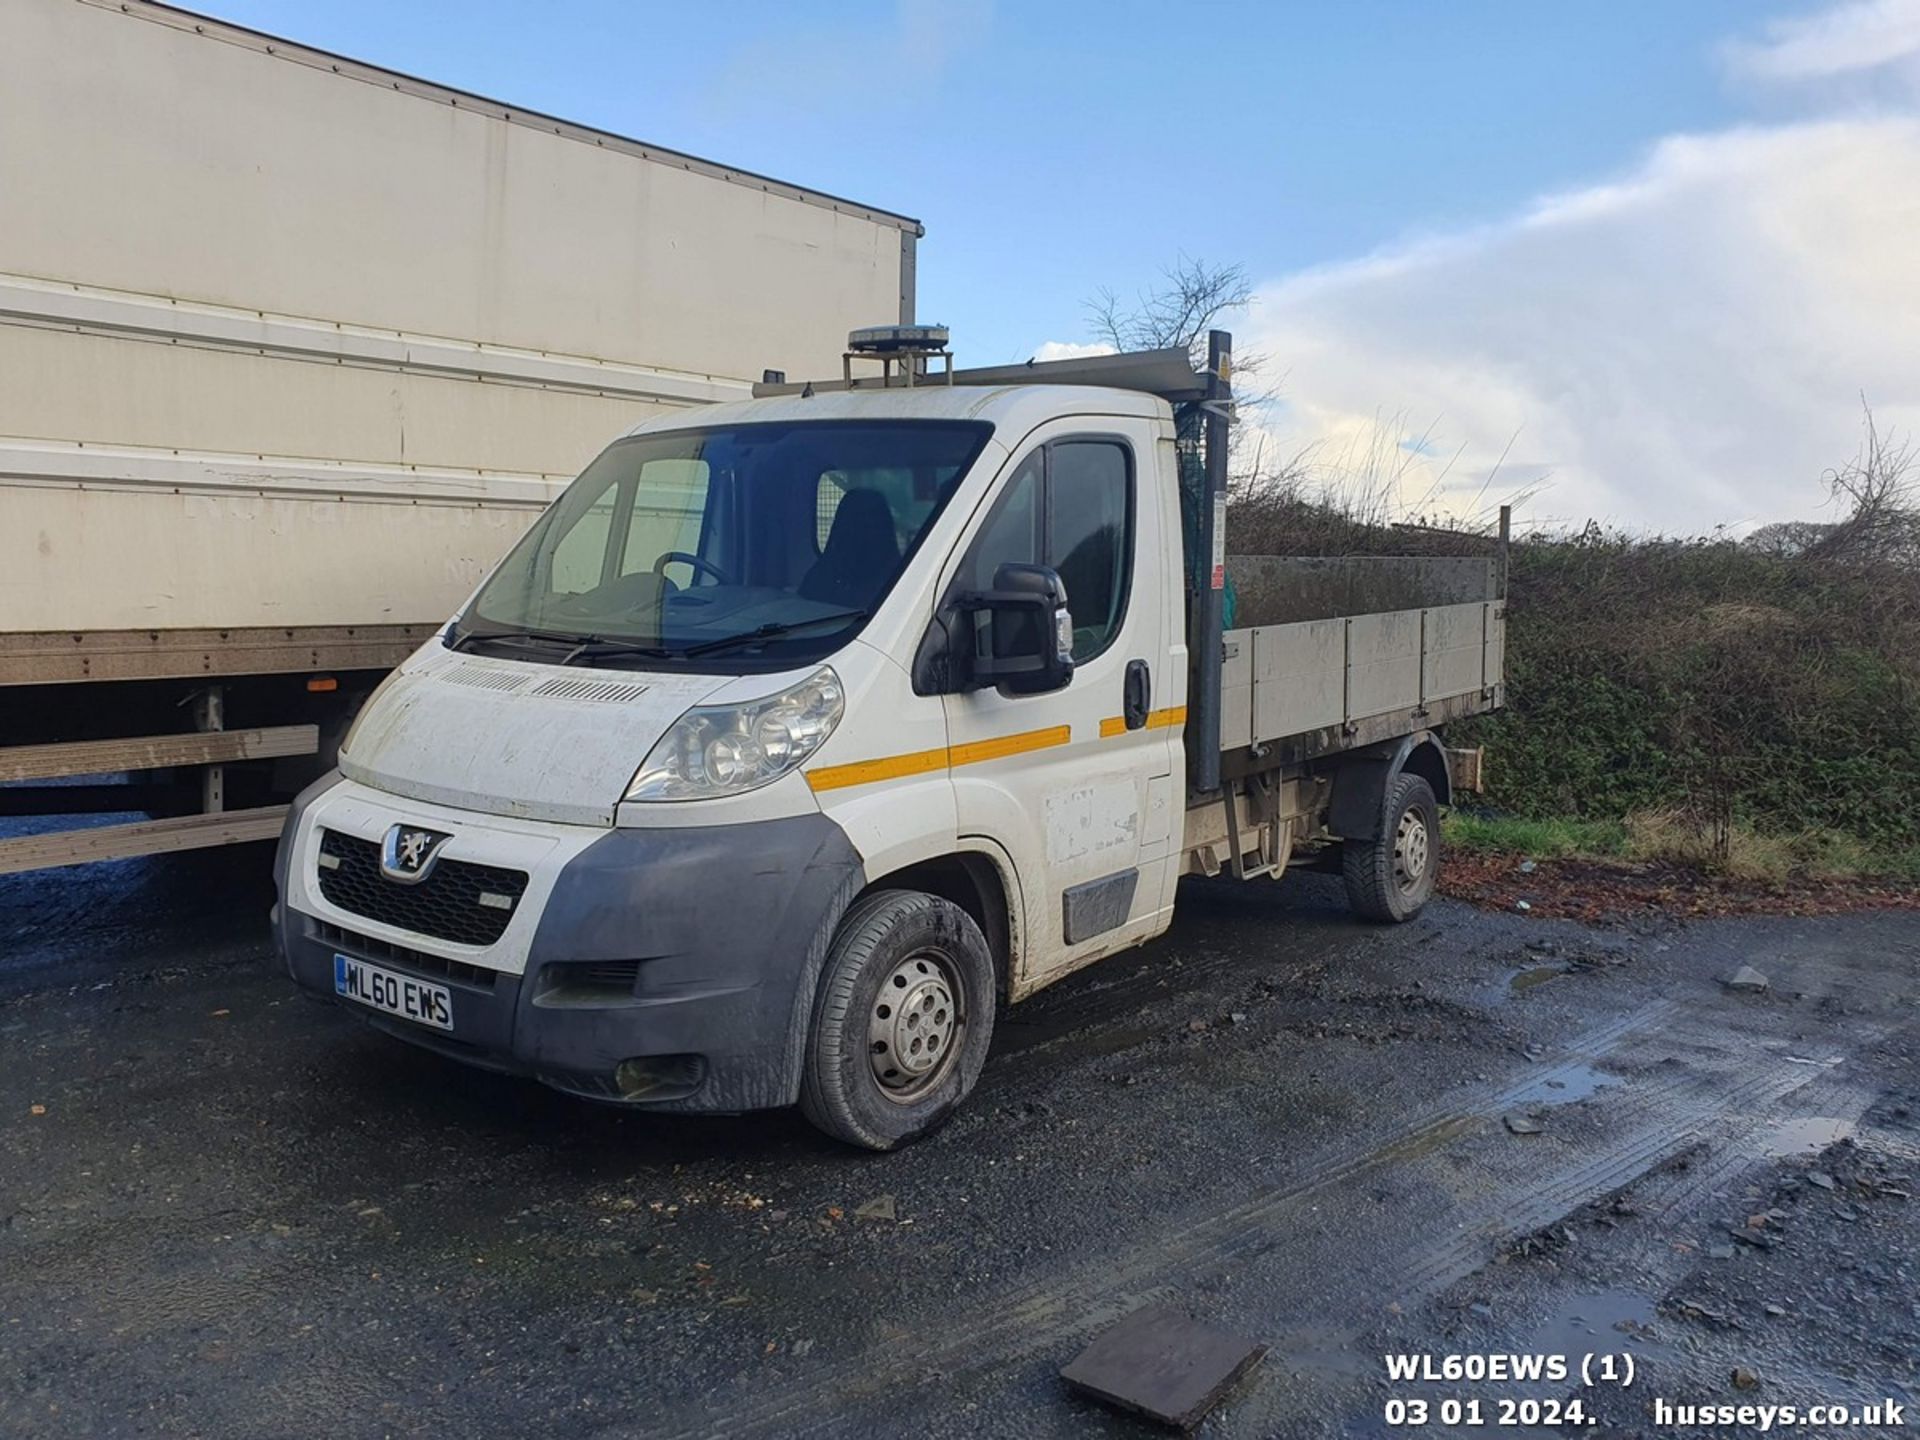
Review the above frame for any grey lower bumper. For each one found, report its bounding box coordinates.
[274,794,864,1113]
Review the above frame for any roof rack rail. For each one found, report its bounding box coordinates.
[751,344,1212,404]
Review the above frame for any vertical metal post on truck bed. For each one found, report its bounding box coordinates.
[1185,329,1232,800]
[1497,503,1511,599]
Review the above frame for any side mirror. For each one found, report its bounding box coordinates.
[961,562,1075,696]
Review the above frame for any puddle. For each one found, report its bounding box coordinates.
[1527,1288,1661,1359]
[1509,965,1567,994]
[1374,1114,1480,1164]
[1759,1116,1856,1158]
[1510,1290,1674,1432]
[1269,1326,1374,1382]
[1508,1063,1621,1108]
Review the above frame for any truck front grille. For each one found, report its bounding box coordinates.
[314,919,499,991]
[315,829,527,947]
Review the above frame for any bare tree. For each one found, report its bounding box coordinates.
[1082,257,1294,490]
[1807,405,1920,568]
[1086,256,1258,368]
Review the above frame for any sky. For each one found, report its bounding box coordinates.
[188,0,1920,534]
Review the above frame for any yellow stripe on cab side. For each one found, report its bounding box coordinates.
[804,724,1072,794]
[1097,706,1187,738]
[950,724,1071,767]
[803,745,949,793]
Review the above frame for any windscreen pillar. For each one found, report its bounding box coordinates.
[1185,329,1232,800]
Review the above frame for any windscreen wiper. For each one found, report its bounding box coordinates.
[677,610,869,658]
[557,635,676,666]
[449,626,576,653]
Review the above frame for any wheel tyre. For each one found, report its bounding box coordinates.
[1342,774,1440,923]
[799,889,997,1151]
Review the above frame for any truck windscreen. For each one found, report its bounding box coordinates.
[456,421,992,670]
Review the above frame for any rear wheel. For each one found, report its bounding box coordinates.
[1342,773,1439,923]
[799,889,996,1150]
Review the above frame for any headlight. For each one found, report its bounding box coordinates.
[625,666,844,802]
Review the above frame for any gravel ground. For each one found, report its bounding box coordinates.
[2,843,1917,1437]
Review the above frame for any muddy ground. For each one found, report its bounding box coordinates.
[2,844,1917,1438]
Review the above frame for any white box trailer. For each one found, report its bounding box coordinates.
[0,0,922,870]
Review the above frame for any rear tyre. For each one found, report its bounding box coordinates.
[1342,773,1439,923]
[799,889,996,1151]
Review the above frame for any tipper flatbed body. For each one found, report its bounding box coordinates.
[270,327,1506,1147]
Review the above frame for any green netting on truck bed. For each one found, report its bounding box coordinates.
[1174,402,1235,629]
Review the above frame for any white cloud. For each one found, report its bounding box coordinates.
[1031,340,1118,363]
[1244,112,1920,533]
[1724,0,1920,88]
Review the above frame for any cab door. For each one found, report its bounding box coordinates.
[937,417,1182,990]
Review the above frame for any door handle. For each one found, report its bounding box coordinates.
[1123,659,1151,730]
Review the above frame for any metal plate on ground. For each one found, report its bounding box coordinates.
[1061,1303,1265,1430]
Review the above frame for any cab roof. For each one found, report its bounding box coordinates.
[623,382,1172,439]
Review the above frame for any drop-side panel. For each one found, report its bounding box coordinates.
[1419,602,1489,704]
[1217,602,1506,759]
[1344,611,1422,721]
[1252,619,1345,740]
[1220,634,1253,751]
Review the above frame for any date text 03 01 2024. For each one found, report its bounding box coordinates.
[1381,1352,1635,1431]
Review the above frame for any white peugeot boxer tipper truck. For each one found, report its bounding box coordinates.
[273,330,1505,1148]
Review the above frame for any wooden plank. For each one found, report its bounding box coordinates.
[1061,1304,1266,1431]
[0,805,288,874]
[0,725,318,782]
[1447,745,1488,795]
[0,624,432,686]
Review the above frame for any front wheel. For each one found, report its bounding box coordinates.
[799,890,997,1150]
[1342,773,1440,923]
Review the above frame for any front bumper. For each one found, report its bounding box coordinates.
[273,775,864,1112]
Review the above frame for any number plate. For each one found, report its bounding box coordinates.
[333,954,453,1032]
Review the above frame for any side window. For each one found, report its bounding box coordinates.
[548,493,616,594]
[950,441,1132,664]
[619,460,710,577]
[1048,442,1130,661]
[955,451,1042,594]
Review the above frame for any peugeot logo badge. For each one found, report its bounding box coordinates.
[380,824,451,885]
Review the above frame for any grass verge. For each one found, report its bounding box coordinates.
[1444,814,1628,859]
[1444,811,1920,884]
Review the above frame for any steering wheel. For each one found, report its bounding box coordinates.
[653,551,734,588]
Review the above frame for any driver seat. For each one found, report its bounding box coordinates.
[799,489,898,608]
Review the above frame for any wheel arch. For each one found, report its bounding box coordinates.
[856,846,1019,999]
[1325,729,1452,840]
